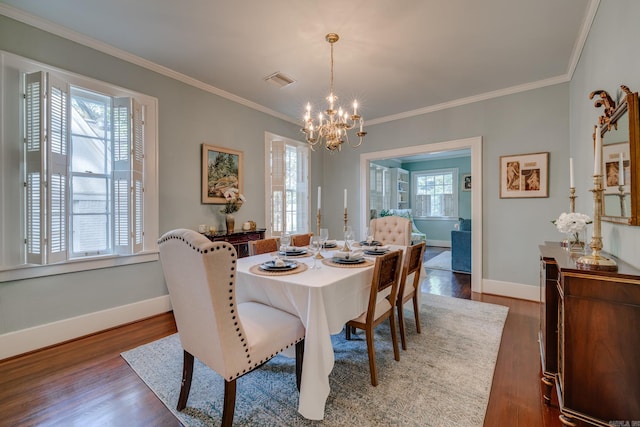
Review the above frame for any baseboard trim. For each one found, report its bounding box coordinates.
[0,295,172,360]
[481,279,540,302]
[427,240,451,248]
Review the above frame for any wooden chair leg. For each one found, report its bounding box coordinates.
[365,327,378,386]
[177,350,194,411]
[389,313,400,362]
[413,294,421,334]
[295,339,304,391]
[222,379,237,427]
[397,302,408,350]
[345,324,352,340]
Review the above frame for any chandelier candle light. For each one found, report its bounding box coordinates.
[302,33,366,152]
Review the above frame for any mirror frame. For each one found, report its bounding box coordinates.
[593,86,639,225]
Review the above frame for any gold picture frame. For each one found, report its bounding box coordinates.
[499,152,549,198]
[201,144,244,204]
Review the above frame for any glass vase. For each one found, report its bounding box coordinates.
[567,230,586,254]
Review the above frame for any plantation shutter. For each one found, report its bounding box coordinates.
[270,139,285,235]
[47,74,70,264]
[131,99,144,253]
[113,97,144,255]
[25,72,46,264]
[293,144,309,234]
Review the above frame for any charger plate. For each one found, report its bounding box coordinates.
[249,263,309,276]
[321,258,374,268]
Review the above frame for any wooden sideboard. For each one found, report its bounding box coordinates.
[539,244,640,426]
[205,229,265,258]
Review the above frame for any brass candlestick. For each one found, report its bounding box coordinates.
[315,209,324,259]
[576,174,617,271]
[341,208,350,252]
[569,187,576,213]
[618,185,626,218]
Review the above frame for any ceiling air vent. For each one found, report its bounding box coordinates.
[264,72,295,88]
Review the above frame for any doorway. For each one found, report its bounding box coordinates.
[359,136,483,293]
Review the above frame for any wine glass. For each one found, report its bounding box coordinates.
[280,232,291,259]
[309,236,321,269]
[319,228,329,248]
[344,226,354,250]
[365,226,374,245]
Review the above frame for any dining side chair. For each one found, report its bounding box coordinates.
[396,241,426,350]
[369,216,412,246]
[158,229,305,427]
[290,233,313,247]
[345,249,402,386]
[248,237,280,255]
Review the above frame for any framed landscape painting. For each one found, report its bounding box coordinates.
[201,144,244,204]
[499,152,549,198]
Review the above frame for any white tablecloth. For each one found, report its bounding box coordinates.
[235,244,415,420]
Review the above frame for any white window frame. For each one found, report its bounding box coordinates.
[264,132,310,237]
[0,51,159,282]
[412,168,459,219]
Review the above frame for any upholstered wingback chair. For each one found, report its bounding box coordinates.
[369,216,412,246]
[158,229,305,426]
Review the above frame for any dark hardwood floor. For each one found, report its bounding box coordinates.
[0,248,564,426]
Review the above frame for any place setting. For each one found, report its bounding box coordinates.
[322,249,374,268]
[249,255,308,276]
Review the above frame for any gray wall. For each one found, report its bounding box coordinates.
[2,0,639,338]
[0,15,304,333]
[569,0,640,263]
[322,84,570,287]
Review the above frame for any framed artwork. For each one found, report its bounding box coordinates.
[602,141,630,194]
[462,174,471,191]
[499,152,549,198]
[201,144,244,204]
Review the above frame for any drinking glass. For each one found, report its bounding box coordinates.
[344,226,354,250]
[309,236,321,269]
[365,226,374,245]
[280,233,291,259]
[319,228,329,248]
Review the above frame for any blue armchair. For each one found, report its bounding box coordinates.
[451,219,471,273]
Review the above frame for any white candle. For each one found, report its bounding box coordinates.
[594,124,602,175]
[569,157,574,188]
[359,119,363,133]
[619,153,625,186]
[317,186,321,210]
[353,100,358,115]
[344,189,347,210]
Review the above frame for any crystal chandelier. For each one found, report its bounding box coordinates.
[301,33,366,152]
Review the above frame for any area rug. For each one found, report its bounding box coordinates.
[121,294,508,426]
[423,251,452,271]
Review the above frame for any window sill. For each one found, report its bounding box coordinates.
[0,251,159,283]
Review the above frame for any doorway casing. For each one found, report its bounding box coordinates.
[359,136,483,293]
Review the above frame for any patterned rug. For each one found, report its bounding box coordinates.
[121,294,508,426]
[423,251,452,271]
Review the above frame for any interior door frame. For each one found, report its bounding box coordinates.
[359,136,483,293]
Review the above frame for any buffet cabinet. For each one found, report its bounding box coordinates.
[539,244,640,426]
[205,229,265,258]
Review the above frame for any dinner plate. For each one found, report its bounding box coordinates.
[364,249,389,256]
[279,249,307,256]
[359,240,382,246]
[322,242,337,248]
[332,257,365,264]
[260,260,298,271]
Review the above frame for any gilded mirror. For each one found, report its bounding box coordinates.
[591,85,639,225]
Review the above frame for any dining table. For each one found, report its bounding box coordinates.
[235,242,419,420]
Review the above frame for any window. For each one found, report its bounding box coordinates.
[413,168,458,218]
[265,133,310,236]
[0,51,158,280]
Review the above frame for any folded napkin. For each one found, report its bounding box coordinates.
[332,250,364,260]
[272,256,286,267]
[324,240,337,245]
[361,245,390,251]
[281,246,301,252]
